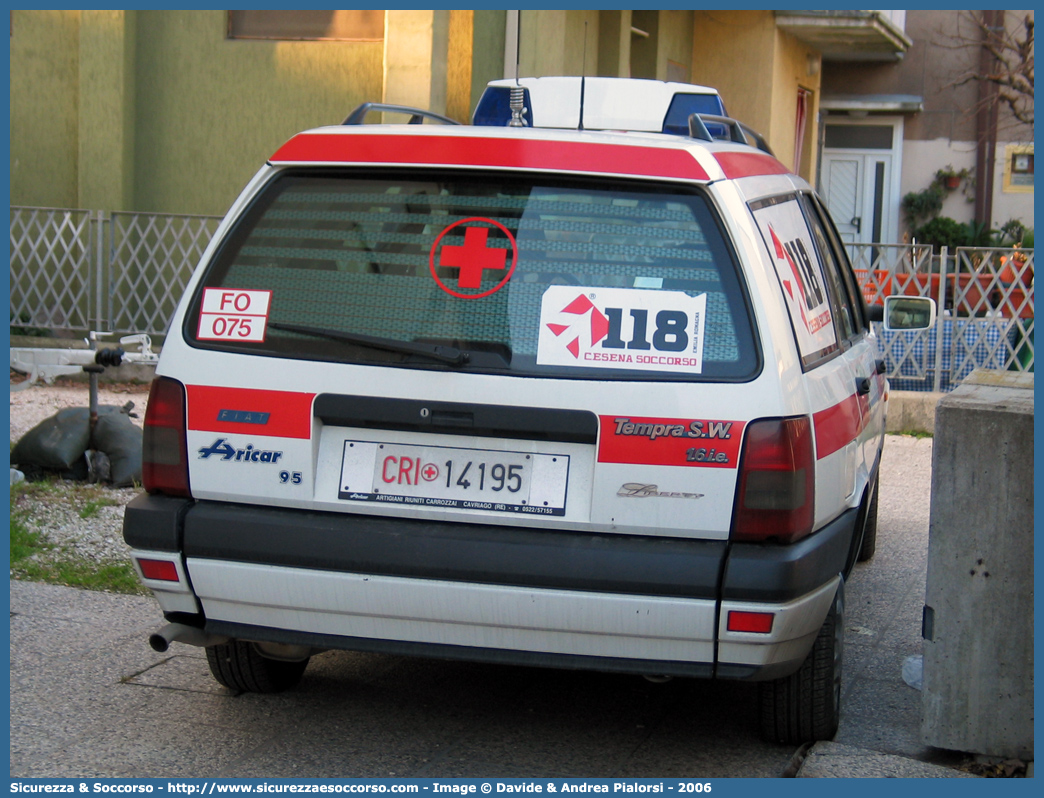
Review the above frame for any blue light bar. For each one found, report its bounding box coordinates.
[472,87,534,127]
[474,83,729,138]
[662,94,728,137]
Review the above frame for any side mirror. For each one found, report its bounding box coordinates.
[883,295,937,331]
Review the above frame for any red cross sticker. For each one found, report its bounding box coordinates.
[429,217,518,299]
[440,227,506,288]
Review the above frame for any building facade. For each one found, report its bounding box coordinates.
[9,9,1033,242]
[819,9,1034,245]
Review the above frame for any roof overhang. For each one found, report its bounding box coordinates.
[775,10,912,62]
[820,95,924,114]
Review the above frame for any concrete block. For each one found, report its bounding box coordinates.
[886,390,945,435]
[922,370,1034,759]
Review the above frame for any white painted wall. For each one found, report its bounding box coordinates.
[900,138,1034,232]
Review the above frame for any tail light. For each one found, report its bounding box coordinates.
[142,376,191,497]
[136,557,180,582]
[732,416,814,543]
[727,610,775,633]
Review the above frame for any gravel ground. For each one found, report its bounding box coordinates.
[9,379,151,566]
[9,377,150,442]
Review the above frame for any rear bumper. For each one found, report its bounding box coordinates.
[124,494,858,679]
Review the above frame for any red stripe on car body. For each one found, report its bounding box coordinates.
[714,151,791,179]
[812,394,865,460]
[596,415,745,469]
[271,133,711,181]
[186,385,315,439]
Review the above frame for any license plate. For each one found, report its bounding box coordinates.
[338,441,570,516]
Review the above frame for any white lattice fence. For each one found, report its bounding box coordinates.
[951,246,1035,380]
[10,206,221,337]
[850,243,1034,391]
[851,243,939,387]
[109,212,222,335]
[11,208,1034,389]
[9,208,97,331]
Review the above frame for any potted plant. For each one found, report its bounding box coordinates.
[934,165,971,192]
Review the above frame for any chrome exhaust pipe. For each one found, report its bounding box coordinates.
[149,623,228,652]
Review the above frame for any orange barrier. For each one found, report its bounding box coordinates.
[856,269,1033,320]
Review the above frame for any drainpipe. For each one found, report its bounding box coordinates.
[974,10,1002,228]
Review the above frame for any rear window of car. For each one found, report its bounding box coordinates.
[186,169,759,381]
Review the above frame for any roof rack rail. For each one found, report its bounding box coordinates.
[343,102,461,126]
[687,113,774,156]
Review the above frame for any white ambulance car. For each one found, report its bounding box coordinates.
[124,79,913,745]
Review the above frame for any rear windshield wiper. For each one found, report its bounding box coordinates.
[268,322,469,365]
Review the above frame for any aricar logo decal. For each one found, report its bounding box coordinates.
[198,438,283,464]
[537,286,707,375]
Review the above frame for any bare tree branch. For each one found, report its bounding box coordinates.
[944,11,1034,129]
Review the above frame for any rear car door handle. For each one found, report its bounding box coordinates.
[856,377,872,396]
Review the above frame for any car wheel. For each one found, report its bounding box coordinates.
[205,639,309,693]
[758,581,843,745]
[857,473,880,562]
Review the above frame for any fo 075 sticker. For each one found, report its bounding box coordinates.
[198,288,272,342]
[537,286,707,374]
[598,415,745,469]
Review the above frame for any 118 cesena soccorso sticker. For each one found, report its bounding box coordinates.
[537,286,707,374]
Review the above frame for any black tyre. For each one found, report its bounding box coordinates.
[857,473,880,562]
[205,639,309,693]
[758,581,843,745]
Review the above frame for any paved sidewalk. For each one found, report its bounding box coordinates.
[797,742,974,778]
[9,436,974,778]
